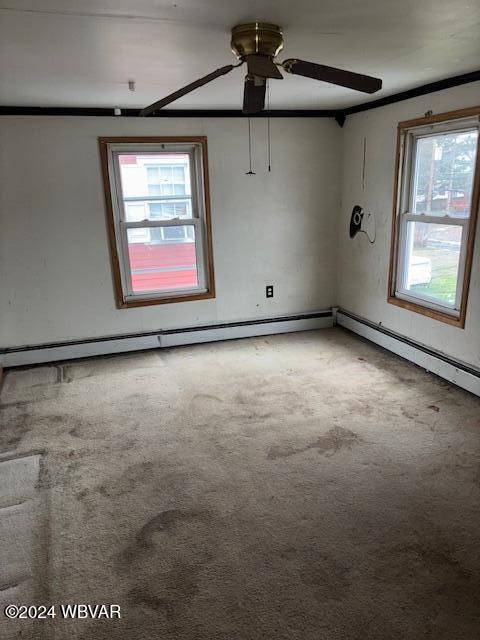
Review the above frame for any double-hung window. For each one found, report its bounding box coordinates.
[100,137,215,308]
[389,108,480,327]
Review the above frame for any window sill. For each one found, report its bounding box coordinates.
[387,295,465,328]
[117,289,215,309]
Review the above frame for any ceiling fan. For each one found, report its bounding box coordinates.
[140,22,382,116]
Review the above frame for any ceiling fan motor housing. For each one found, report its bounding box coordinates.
[140,21,382,116]
[231,22,284,59]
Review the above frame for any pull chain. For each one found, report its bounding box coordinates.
[362,137,366,190]
[246,117,255,175]
[267,80,271,172]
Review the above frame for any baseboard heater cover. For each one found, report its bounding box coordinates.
[1,311,333,367]
[336,309,480,397]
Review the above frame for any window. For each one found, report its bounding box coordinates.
[388,108,480,327]
[99,137,215,308]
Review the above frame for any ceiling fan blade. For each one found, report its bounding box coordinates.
[282,59,382,94]
[242,75,266,114]
[246,55,283,79]
[140,64,236,116]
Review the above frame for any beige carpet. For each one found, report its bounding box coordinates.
[1,328,480,639]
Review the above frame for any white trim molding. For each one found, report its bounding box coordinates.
[0,311,333,367]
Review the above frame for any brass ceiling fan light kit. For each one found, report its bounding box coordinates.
[140,22,383,116]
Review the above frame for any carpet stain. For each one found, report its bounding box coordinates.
[138,510,206,541]
[376,532,476,601]
[267,427,362,460]
[345,398,374,417]
[299,552,351,601]
[279,542,351,600]
[235,386,311,421]
[0,399,39,409]
[189,394,226,423]
[428,405,440,412]
[279,545,297,559]
[42,414,67,426]
[192,393,224,405]
[68,417,109,440]
[405,540,469,577]
[191,384,311,432]
[0,412,31,452]
[128,561,202,617]
[376,359,418,385]
[95,461,155,499]
[401,407,419,420]
[472,467,480,488]
[118,509,209,567]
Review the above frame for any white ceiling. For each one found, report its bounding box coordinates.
[0,0,479,110]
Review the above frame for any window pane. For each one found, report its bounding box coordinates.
[159,166,172,181]
[118,153,191,198]
[173,166,185,180]
[162,226,186,241]
[148,203,163,218]
[124,203,145,222]
[160,183,173,196]
[412,130,478,218]
[147,184,161,197]
[126,226,199,294]
[404,221,463,307]
[146,167,158,182]
[124,199,192,222]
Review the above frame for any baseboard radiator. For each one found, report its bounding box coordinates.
[335,308,480,398]
[0,311,333,367]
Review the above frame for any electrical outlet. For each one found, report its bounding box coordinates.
[266,285,274,298]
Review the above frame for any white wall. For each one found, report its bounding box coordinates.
[3,87,479,365]
[338,81,480,368]
[0,116,341,347]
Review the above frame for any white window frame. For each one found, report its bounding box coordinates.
[102,140,213,305]
[391,114,480,322]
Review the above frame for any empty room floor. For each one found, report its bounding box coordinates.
[1,328,480,640]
